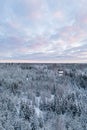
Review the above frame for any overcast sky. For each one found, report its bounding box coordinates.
[0,0,87,62]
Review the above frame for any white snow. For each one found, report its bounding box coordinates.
[26,77,29,81]
[35,96,41,107]
[51,94,54,100]
[34,107,43,117]
[34,96,43,117]
[48,94,54,102]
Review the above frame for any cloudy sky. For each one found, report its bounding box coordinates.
[0,0,87,62]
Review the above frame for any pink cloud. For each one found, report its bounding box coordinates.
[7,20,21,30]
[24,0,43,10]
[53,11,65,20]
[58,24,87,45]
[30,11,43,20]
[81,16,87,24]
[17,36,49,54]
[25,0,46,21]
[30,36,48,50]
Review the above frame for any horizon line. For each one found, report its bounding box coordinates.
[0,60,87,64]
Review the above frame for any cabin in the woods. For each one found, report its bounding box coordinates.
[58,70,64,76]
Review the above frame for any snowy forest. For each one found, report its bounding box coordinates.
[0,63,87,130]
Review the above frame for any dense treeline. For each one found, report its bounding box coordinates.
[0,64,87,130]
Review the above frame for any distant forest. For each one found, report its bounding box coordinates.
[0,63,87,130]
